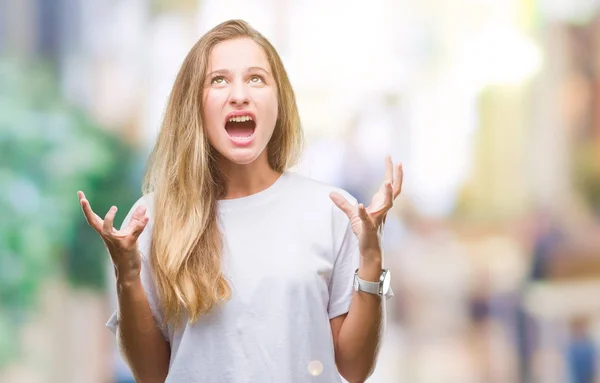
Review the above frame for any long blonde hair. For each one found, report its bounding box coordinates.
[142,19,303,327]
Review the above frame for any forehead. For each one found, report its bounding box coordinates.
[208,37,271,72]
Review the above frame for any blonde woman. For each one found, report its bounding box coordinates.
[78,19,402,383]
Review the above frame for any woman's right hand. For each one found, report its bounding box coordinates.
[77,191,149,283]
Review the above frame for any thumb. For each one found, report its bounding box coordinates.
[329,191,355,220]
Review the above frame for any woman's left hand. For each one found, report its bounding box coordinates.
[330,156,403,259]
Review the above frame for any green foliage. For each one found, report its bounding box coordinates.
[0,58,141,367]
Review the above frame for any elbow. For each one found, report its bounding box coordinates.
[125,364,169,383]
[334,334,381,383]
[338,362,375,383]
[339,371,372,383]
[136,376,168,383]
[116,327,170,383]
[125,358,169,383]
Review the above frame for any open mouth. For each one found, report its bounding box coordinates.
[225,115,256,139]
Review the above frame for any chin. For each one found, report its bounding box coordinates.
[222,147,265,166]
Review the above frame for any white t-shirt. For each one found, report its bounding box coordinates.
[106,171,363,382]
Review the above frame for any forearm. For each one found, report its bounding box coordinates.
[117,276,171,383]
[335,255,384,383]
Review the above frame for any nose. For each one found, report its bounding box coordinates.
[229,80,249,106]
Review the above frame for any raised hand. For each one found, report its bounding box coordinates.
[329,156,403,258]
[78,191,149,283]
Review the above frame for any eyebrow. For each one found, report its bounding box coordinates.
[206,66,272,79]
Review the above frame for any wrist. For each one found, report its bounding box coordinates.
[114,251,142,285]
[116,271,142,290]
[116,276,147,305]
[358,255,383,282]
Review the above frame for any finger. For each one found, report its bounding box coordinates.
[392,164,403,199]
[131,204,147,220]
[372,183,393,226]
[329,192,356,220]
[130,215,150,238]
[358,203,369,222]
[358,203,377,230]
[126,204,148,231]
[78,191,103,231]
[384,181,394,208]
[102,206,118,236]
[385,155,394,183]
[368,181,394,215]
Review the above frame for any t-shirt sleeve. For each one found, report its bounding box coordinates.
[105,196,169,341]
[327,191,360,319]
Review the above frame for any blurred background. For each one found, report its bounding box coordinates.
[3,0,600,382]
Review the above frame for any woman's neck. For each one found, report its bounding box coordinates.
[218,153,281,200]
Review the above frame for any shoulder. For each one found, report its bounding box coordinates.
[284,172,356,236]
[285,171,357,206]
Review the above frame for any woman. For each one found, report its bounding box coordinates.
[78,19,402,383]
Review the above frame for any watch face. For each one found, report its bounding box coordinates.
[381,270,391,295]
[353,274,359,292]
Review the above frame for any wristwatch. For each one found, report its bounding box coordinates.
[353,269,391,296]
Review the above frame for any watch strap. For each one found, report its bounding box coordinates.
[354,270,382,295]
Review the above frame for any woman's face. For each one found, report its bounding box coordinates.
[202,37,279,166]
